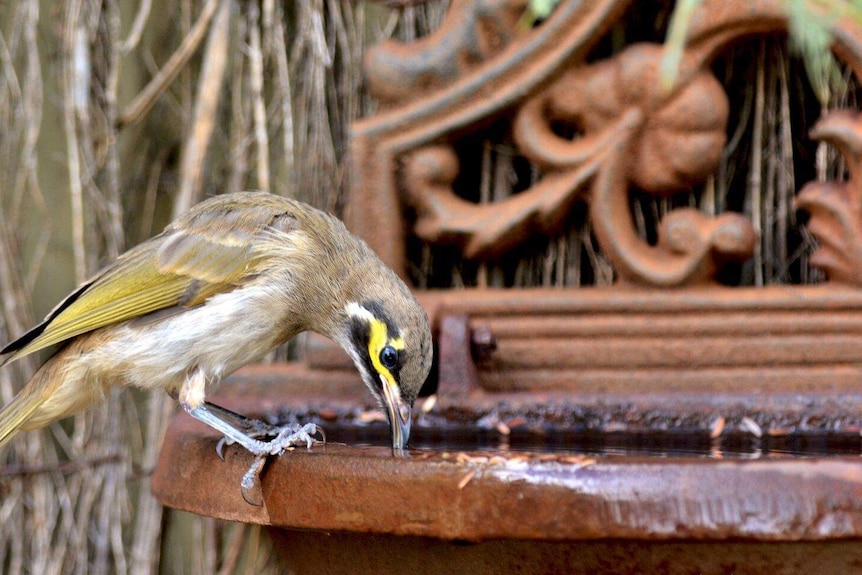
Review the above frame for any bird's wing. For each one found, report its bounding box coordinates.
[1,193,300,363]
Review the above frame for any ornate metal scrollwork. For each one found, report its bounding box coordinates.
[798,112,862,285]
[347,0,862,287]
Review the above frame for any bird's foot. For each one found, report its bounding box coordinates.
[216,421,325,459]
[180,401,326,505]
[228,423,325,506]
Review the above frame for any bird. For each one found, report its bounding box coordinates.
[0,191,433,475]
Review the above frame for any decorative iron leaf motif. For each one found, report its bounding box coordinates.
[364,0,529,107]
[401,43,757,286]
[798,112,862,285]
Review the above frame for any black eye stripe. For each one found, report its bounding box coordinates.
[350,317,369,347]
[349,302,404,389]
[361,300,399,338]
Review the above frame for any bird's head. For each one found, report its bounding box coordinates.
[339,292,432,452]
[291,208,433,452]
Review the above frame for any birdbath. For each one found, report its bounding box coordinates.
[153,287,862,575]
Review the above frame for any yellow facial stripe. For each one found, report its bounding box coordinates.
[368,318,404,387]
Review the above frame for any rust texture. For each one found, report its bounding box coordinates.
[346,0,630,275]
[308,285,862,399]
[347,0,858,288]
[363,0,528,106]
[798,111,862,284]
[154,412,862,540]
[153,402,862,574]
[268,533,862,575]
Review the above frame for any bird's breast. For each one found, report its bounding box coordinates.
[84,283,299,390]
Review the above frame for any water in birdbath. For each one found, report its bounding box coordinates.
[261,405,862,460]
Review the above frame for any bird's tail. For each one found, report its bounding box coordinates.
[0,368,51,450]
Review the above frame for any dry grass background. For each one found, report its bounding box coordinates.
[0,0,853,573]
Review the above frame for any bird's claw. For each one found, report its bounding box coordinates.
[215,422,325,505]
[240,456,268,506]
[256,422,324,455]
[215,421,325,459]
[216,436,229,460]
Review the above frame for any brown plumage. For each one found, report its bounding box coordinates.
[0,191,433,460]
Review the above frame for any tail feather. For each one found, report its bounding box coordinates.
[0,387,47,449]
[0,345,86,450]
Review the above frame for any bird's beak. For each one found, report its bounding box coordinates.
[381,376,412,453]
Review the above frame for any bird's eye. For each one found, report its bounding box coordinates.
[379,345,398,370]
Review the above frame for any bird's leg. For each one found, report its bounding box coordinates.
[170,370,324,458]
[183,403,284,455]
[169,371,324,507]
[198,400,280,439]
[166,387,280,434]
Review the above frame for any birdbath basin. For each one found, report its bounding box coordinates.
[153,364,862,575]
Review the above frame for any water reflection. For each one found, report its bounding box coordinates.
[310,422,862,460]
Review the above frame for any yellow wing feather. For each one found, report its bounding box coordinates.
[2,192,300,363]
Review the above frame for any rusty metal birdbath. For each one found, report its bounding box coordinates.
[152,287,862,575]
[153,361,862,574]
[153,0,862,572]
